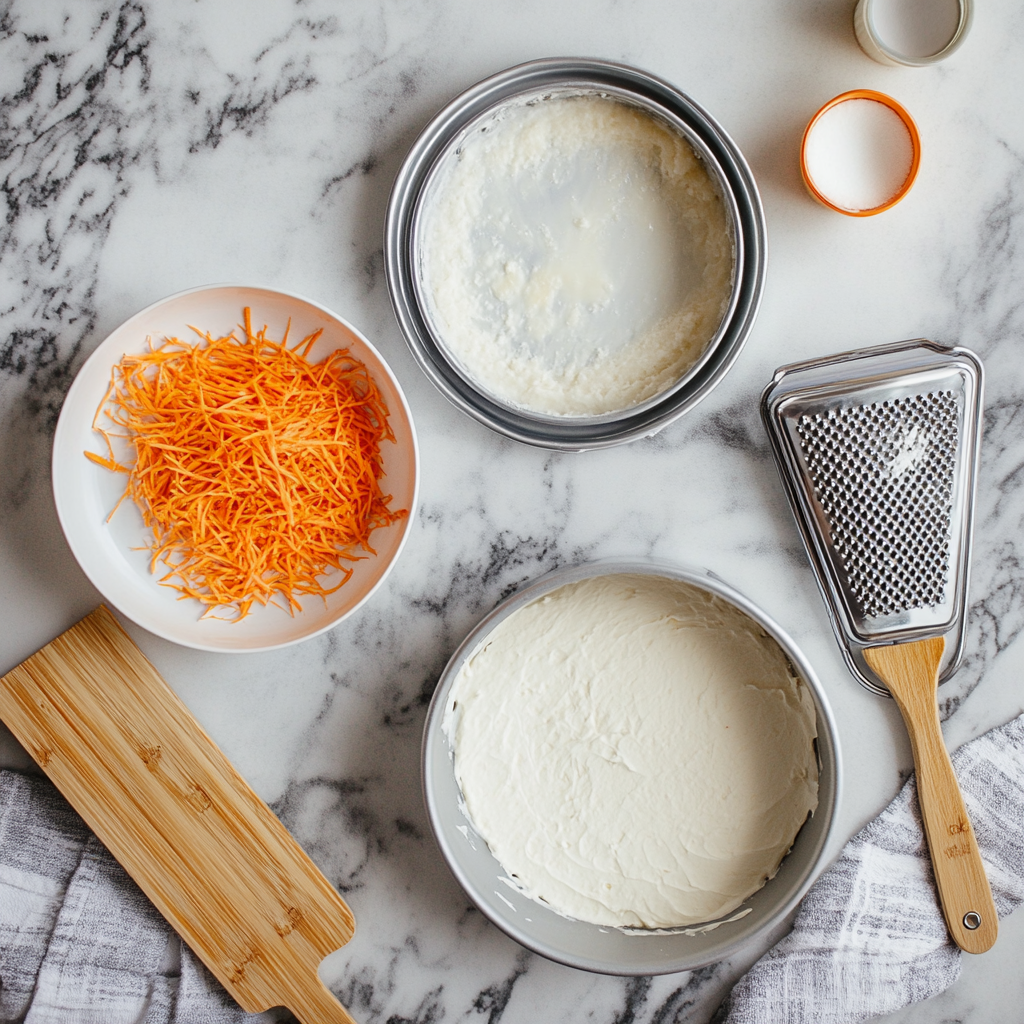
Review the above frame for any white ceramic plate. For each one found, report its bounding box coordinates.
[53,284,419,652]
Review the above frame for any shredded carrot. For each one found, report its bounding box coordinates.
[85,308,407,621]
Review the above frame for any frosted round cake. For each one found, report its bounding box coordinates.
[444,574,819,929]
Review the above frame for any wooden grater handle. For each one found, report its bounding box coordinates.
[864,638,998,953]
[285,977,358,1024]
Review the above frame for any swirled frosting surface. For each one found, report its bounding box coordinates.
[445,574,818,928]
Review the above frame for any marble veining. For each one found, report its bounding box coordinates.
[4,0,1024,1022]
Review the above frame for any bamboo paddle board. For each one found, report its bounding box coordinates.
[0,606,357,1023]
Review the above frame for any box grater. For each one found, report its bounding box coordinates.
[761,338,996,954]
[761,339,983,696]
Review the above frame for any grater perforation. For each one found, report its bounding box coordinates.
[795,391,959,620]
[761,340,983,693]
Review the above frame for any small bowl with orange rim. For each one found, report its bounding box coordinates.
[800,89,921,217]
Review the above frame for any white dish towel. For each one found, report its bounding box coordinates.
[0,769,275,1024]
[718,711,1024,1023]
[1,714,1022,1023]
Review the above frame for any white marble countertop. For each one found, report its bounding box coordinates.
[3,1,1024,1021]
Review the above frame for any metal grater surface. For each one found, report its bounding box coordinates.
[795,392,959,621]
[761,340,983,695]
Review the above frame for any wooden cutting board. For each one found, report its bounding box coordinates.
[0,606,357,1023]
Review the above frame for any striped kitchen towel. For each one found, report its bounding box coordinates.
[0,769,283,1024]
[717,711,1024,1024]
[3,714,1023,1024]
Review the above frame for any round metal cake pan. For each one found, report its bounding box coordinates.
[408,80,745,429]
[385,59,768,451]
[421,559,840,975]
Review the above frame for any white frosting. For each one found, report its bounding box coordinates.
[444,574,819,929]
[419,95,735,416]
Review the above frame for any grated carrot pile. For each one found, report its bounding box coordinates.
[86,307,407,621]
